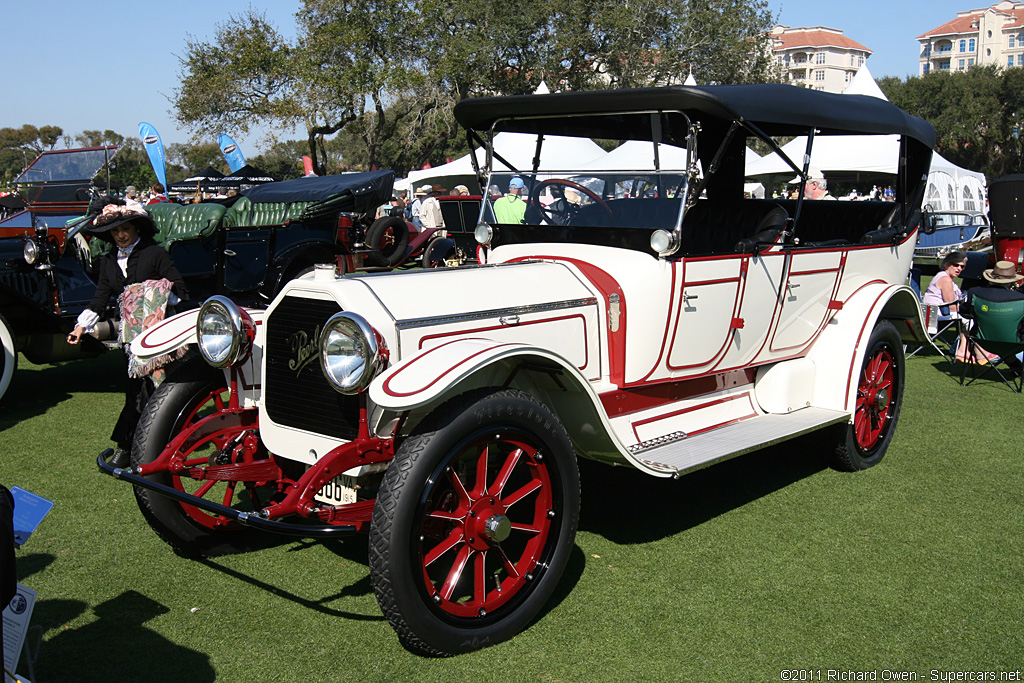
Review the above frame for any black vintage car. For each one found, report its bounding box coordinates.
[0,148,400,404]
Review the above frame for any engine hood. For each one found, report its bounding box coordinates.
[276,260,603,364]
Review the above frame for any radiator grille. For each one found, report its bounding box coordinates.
[263,295,361,440]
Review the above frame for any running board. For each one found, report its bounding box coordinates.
[631,407,850,476]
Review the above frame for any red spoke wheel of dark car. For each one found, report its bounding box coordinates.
[131,359,276,557]
[370,388,579,656]
[830,320,905,471]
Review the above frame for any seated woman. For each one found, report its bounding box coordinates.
[923,251,967,315]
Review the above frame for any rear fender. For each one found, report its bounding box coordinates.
[368,338,625,465]
[806,283,920,414]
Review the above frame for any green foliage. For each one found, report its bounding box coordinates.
[249,139,309,180]
[0,124,64,189]
[172,0,778,177]
[880,65,1024,178]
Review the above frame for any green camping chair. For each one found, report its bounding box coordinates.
[959,294,1024,393]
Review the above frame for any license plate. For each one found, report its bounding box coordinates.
[314,474,358,506]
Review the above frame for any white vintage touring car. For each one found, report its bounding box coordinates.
[99,84,934,656]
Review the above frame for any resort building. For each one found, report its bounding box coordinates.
[771,25,872,93]
[917,1,1024,75]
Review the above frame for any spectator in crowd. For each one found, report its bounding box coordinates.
[420,185,446,233]
[453,185,470,196]
[124,185,144,210]
[410,185,430,231]
[493,177,528,223]
[66,205,188,468]
[146,183,169,205]
[790,167,835,200]
[960,260,1024,366]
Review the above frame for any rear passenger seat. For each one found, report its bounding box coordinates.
[147,203,226,249]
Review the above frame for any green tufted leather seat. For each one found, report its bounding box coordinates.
[161,203,227,247]
[286,201,312,221]
[222,196,252,228]
[250,202,289,226]
[146,203,182,245]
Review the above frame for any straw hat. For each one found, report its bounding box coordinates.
[982,260,1024,284]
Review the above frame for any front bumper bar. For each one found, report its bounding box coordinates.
[96,450,356,538]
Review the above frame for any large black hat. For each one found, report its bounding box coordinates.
[86,204,157,244]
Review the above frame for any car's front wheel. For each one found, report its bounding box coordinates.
[369,388,580,656]
[131,359,273,557]
[0,312,16,404]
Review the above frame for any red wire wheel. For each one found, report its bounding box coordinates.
[370,388,579,656]
[131,360,277,556]
[831,320,905,471]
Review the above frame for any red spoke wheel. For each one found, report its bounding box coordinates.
[131,359,276,557]
[831,320,905,471]
[370,388,579,656]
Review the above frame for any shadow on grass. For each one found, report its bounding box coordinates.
[196,549,384,622]
[34,591,216,682]
[0,352,123,427]
[578,435,830,545]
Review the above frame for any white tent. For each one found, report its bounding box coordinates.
[744,65,986,210]
[398,132,607,193]
[576,140,689,171]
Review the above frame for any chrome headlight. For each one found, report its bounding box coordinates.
[196,296,255,368]
[319,312,387,394]
[475,222,493,245]
[23,239,40,264]
[651,229,679,256]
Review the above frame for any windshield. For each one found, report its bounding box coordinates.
[16,147,118,185]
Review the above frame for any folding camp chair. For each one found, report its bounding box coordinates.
[905,268,961,362]
[959,294,1024,393]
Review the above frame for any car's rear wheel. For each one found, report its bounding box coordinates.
[131,360,274,557]
[421,236,457,268]
[0,312,16,404]
[369,388,579,656]
[365,216,410,267]
[830,320,904,471]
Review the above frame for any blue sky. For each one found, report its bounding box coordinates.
[0,0,980,154]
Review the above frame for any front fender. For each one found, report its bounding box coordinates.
[130,305,265,361]
[370,338,585,411]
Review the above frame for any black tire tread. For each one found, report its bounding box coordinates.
[369,387,579,656]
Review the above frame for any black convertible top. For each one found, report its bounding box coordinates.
[454,84,935,148]
[244,170,394,204]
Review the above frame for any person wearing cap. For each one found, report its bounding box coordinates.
[124,185,144,211]
[494,177,528,224]
[410,184,431,231]
[960,260,1024,365]
[420,184,447,233]
[453,185,470,196]
[377,196,401,220]
[789,167,836,200]
[67,204,188,468]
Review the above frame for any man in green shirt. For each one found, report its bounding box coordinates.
[493,177,527,224]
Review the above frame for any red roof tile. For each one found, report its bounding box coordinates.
[917,4,1024,40]
[772,27,872,54]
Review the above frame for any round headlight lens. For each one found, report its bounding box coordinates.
[320,312,386,394]
[196,296,255,368]
[650,229,676,255]
[23,239,39,265]
[475,222,494,245]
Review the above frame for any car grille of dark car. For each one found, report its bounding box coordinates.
[263,295,361,440]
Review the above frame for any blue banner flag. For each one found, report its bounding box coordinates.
[218,133,246,173]
[138,122,167,191]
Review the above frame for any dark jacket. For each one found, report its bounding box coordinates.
[87,237,188,315]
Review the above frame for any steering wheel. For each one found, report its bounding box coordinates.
[530,179,613,225]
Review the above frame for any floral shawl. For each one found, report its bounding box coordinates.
[119,278,186,378]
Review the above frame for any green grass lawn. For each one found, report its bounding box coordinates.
[2,346,1023,683]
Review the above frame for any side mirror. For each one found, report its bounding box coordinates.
[921,205,937,235]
